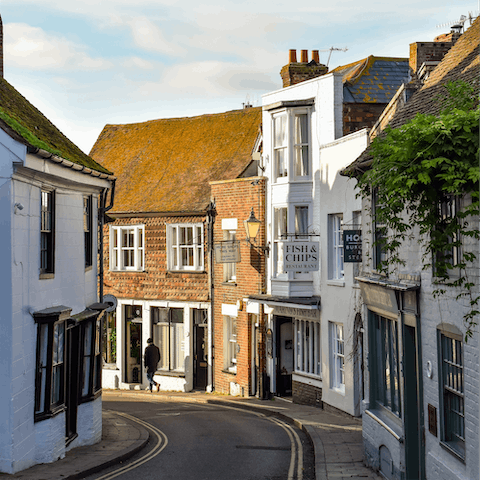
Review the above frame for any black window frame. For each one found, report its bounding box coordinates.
[79,314,103,403]
[370,313,402,419]
[438,326,465,460]
[372,189,386,272]
[33,307,71,422]
[84,195,93,268]
[40,189,55,275]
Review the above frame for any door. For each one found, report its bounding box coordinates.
[275,316,293,396]
[125,320,142,383]
[194,324,208,390]
[403,324,422,480]
[66,322,80,443]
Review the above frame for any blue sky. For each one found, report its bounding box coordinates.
[1,0,478,153]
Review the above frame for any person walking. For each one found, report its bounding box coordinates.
[144,338,161,392]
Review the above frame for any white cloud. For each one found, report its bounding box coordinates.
[121,56,156,70]
[4,23,113,71]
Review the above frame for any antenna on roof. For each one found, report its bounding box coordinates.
[243,94,253,110]
[436,12,478,31]
[319,47,348,67]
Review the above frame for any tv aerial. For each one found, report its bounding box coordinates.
[436,12,478,32]
[319,47,348,67]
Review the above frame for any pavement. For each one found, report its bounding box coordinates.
[1,390,383,480]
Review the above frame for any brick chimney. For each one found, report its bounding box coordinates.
[280,49,328,88]
[409,29,461,76]
[0,15,3,78]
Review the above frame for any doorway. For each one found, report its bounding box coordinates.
[275,316,293,396]
[124,305,143,384]
[66,321,80,443]
[194,324,208,390]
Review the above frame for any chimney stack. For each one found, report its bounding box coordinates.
[280,49,328,88]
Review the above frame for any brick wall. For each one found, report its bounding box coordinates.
[343,103,386,136]
[211,177,267,396]
[292,381,323,408]
[409,41,454,74]
[103,214,209,302]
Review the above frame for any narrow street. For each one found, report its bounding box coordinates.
[81,395,315,480]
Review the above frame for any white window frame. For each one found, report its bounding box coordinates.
[273,206,288,278]
[224,315,237,374]
[223,230,237,283]
[328,214,344,280]
[167,223,204,272]
[272,109,311,183]
[330,322,345,393]
[110,225,145,271]
[294,318,321,378]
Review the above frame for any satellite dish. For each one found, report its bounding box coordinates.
[103,294,118,313]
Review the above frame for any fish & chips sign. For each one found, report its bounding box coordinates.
[284,242,319,272]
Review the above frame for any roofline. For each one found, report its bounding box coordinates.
[108,210,208,219]
[29,147,115,180]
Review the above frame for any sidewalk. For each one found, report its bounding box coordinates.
[1,390,382,480]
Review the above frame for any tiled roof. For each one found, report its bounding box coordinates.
[332,56,409,104]
[0,78,111,175]
[343,18,480,176]
[90,107,262,214]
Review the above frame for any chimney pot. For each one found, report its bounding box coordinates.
[288,49,297,64]
[300,50,308,63]
[312,50,320,64]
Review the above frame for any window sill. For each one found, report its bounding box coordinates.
[167,270,206,275]
[221,281,237,287]
[330,385,345,396]
[80,389,102,404]
[439,441,465,463]
[34,405,66,423]
[157,370,185,378]
[39,272,55,280]
[365,408,403,442]
[103,364,120,370]
[327,280,345,287]
[222,369,237,376]
[110,269,146,273]
[293,371,322,382]
[85,265,93,273]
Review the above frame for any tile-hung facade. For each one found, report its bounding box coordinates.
[250,49,409,415]
[0,31,114,473]
[210,177,267,397]
[90,107,262,393]
[342,19,480,480]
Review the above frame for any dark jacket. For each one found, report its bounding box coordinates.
[144,343,161,373]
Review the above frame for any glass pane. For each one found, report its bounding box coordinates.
[295,207,308,236]
[82,357,91,397]
[295,145,309,176]
[274,115,286,146]
[186,227,193,245]
[171,226,177,246]
[295,114,308,143]
[138,228,143,248]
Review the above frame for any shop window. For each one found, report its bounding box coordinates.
[372,314,401,417]
[81,316,102,400]
[153,307,185,372]
[224,316,237,373]
[295,319,321,377]
[102,311,117,364]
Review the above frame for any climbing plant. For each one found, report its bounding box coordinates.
[355,80,480,339]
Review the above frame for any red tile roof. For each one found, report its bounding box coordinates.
[90,108,262,214]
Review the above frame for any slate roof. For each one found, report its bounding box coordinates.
[0,77,111,175]
[332,56,409,104]
[89,107,262,214]
[342,18,480,176]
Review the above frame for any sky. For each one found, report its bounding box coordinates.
[1,0,478,154]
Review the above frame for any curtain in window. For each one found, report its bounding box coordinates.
[294,114,309,177]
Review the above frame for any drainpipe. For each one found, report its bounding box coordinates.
[98,180,116,302]
[206,201,216,392]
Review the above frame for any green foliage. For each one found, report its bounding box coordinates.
[356,80,480,339]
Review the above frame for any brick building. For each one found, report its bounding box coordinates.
[343,19,479,480]
[90,108,262,393]
[210,177,267,397]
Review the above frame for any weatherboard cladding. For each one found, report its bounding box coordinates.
[343,18,480,176]
[90,107,262,214]
[0,78,111,175]
[333,56,409,104]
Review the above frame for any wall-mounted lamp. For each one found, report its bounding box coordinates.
[244,208,270,255]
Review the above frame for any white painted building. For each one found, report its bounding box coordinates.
[343,19,479,480]
[248,50,408,415]
[0,68,113,472]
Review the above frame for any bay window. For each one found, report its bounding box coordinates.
[274,207,288,277]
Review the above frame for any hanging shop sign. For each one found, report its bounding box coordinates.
[343,230,362,262]
[214,241,241,263]
[283,242,319,272]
